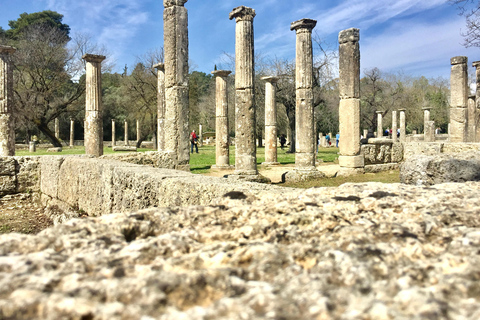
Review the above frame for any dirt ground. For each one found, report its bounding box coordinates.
[0,193,53,235]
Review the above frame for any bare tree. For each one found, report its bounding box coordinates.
[450,0,480,47]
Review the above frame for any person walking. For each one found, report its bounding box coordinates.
[190,130,198,153]
[335,133,340,148]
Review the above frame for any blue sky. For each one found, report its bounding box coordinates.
[0,0,477,79]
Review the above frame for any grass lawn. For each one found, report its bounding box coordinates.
[15,146,151,156]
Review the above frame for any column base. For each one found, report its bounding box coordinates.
[282,168,325,183]
[338,155,364,168]
[211,164,234,170]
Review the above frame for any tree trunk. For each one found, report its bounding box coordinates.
[37,121,62,147]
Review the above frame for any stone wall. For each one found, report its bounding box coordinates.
[404,142,480,159]
[0,156,40,195]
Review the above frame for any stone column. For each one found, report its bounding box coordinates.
[229,6,258,176]
[0,45,16,156]
[69,118,75,148]
[338,28,363,168]
[153,63,165,151]
[111,119,116,147]
[399,109,406,143]
[376,111,383,137]
[136,119,141,144]
[164,0,190,170]
[29,141,36,153]
[450,56,468,142]
[392,111,398,142]
[262,76,280,166]
[211,70,232,169]
[422,107,434,142]
[467,95,476,142]
[423,107,430,124]
[82,54,106,157]
[291,18,318,172]
[473,61,480,142]
[124,120,129,146]
[363,129,368,139]
[55,118,60,139]
[198,124,203,147]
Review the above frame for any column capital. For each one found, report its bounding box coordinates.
[112,119,116,122]
[261,76,279,83]
[153,62,165,71]
[451,56,467,65]
[70,117,74,121]
[82,54,106,63]
[0,45,16,54]
[376,110,384,114]
[229,6,256,22]
[398,108,406,112]
[422,106,431,111]
[211,70,232,77]
[164,0,187,8]
[290,19,317,32]
[473,61,480,68]
[339,28,360,44]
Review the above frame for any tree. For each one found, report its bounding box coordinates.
[450,0,480,47]
[6,11,70,40]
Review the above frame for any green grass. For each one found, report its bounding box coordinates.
[15,146,151,156]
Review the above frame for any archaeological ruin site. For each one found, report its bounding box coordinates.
[1,1,480,319]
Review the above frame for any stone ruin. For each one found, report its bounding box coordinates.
[1,2,480,319]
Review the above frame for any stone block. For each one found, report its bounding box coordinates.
[0,175,16,195]
[339,99,361,155]
[282,168,325,183]
[40,156,65,198]
[403,142,443,160]
[113,146,137,152]
[339,42,360,98]
[450,60,468,107]
[365,163,399,173]
[391,143,404,163]
[338,155,364,168]
[14,156,40,193]
[0,156,15,175]
[442,143,480,154]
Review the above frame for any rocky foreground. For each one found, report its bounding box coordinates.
[1,182,480,319]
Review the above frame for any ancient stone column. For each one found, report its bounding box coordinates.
[198,124,203,147]
[124,120,129,146]
[338,28,363,168]
[164,0,190,170]
[473,61,480,142]
[230,6,258,176]
[291,18,318,173]
[363,129,368,139]
[376,111,383,137]
[211,70,232,169]
[262,76,280,166]
[136,119,141,144]
[153,63,165,151]
[0,45,16,156]
[425,120,435,142]
[450,56,468,142]
[423,106,430,124]
[467,95,476,142]
[69,118,75,148]
[111,119,116,147]
[392,111,398,143]
[55,118,60,139]
[82,54,106,157]
[29,141,36,153]
[399,109,406,143]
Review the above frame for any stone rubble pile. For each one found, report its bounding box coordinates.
[1,181,480,319]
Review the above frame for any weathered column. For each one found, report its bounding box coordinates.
[292,19,318,172]
[124,120,129,146]
[0,45,16,156]
[29,141,36,153]
[164,0,190,170]
[111,119,116,147]
[423,107,434,142]
[211,70,232,169]
[262,76,280,165]
[69,118,75,148]
[229,6,258,176]
[198,124,203,147]
[423,106,430,124]
[136,119,141,144]
[338,28,363,168]
[392,111,398,142]
[473,61,480,142]
[376,111,383,137]
[153,63,165,151]
[399,109,406,143]
[363,129,368,139]
[467,95,476,142]
[55,118,60,139]
[82,54,106,157]
[450,56,468,142]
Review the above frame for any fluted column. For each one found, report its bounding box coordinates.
[261,76,279,165]
[291,18,317,171]
[164,0,190,170]
[392,111,398,143]
[450,56,468,142]
[70,118,75,148]
[153,63,165,151]
[82,54,106,157]
[211,70,232,169]
[230,6,257,175]
[338,28,363,168]
[0,45,16,156]
[399,109,406,143]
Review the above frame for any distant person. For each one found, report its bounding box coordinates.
[190,130,198,153]
[335,133,340,148]
[280,134,287,149]
[435,127,441,135]
[397,128,400,137]
[325,134,331,147]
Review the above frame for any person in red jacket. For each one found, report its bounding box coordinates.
[190,130,198,153]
